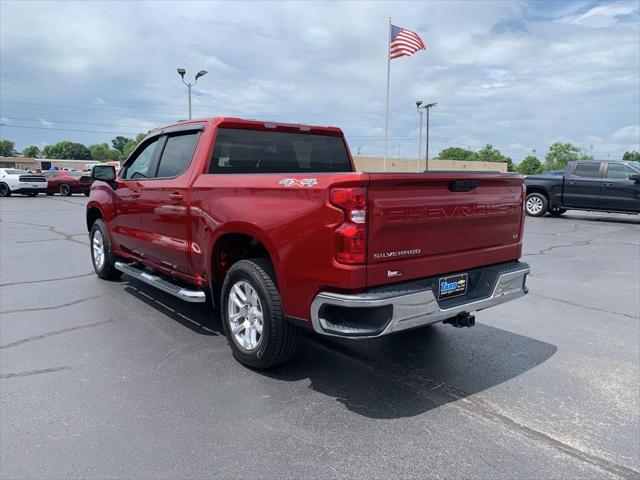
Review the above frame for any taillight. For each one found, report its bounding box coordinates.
[330,187,367,265]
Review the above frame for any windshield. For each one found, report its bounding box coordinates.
[626,161,640,172]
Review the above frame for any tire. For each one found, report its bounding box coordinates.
[90,219,122,280]
[59,184,72,196]
[549,206,567,216]
[525,193,549,217]
[0,183,11,197]
[221,258,299,369]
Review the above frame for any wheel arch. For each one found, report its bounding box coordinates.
[86,206,104,232]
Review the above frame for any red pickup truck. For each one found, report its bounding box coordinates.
[87,117,530,369]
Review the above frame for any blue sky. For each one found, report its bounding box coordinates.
[1,0,639,162]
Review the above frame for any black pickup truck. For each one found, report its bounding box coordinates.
[524,160,640,216]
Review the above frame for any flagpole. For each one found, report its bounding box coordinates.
[384,17,391,172]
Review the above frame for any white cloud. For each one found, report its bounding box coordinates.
[38,118,54,128]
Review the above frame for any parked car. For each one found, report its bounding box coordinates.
[44,170,94,196]
[0,168,47,197]
[540,169,565,176]
[524,160,640,216]
[87,117,530,369]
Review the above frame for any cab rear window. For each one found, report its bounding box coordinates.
[209,128,351,173]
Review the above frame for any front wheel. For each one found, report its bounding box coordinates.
[525,193,549,217]
[0,183,11,197]
[59,184,72,196]
[90,219,122,280]
[221,258,299,369]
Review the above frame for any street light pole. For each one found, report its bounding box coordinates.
[416,101,436,171]
[177,68,208,120]
[423,102,437,171]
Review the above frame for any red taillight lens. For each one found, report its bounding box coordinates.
[330,188,367,265]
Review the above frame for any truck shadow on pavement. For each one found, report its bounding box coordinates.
[122,278,557,419]
[269,326,557,419]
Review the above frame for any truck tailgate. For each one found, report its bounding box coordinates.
[366,173,524,287]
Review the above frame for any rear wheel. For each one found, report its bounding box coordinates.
[525,193,548,217]
[0,183,10,197]
[59,184,72,196]
[549,206,567,216]
[221,258,299,369]
[90,219,122,280]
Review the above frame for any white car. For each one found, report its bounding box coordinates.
[0,168,48,197]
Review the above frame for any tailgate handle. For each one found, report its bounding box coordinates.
[449,180,479,192]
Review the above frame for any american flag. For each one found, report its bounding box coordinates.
[389,24,426,60]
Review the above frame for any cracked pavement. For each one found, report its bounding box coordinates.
[1,196,639,479]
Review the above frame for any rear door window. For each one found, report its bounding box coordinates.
[572,162,602,178]
[209,128,351,173]
[156,132,200,178]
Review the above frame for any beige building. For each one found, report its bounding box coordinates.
[1,156,507,174]
[353,156,508,173]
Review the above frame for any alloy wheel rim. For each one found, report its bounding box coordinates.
[0,184,7,196]
[60,185,70,195]
[526,197,543,214]
[92,230,105,270]
[227,280,264,351]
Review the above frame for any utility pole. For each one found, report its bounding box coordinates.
[177,68,208,120]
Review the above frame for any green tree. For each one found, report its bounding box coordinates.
[22,145,41,158]
[622,151,640,161]
[517,155,543,175]
[89,143,121,161]
[476,144,515,172]
[111,136,131,154]
[122,133,147,158]
[544,142,593,169]
[436,147,477,161]
[0,140,15,157]
[43,141,92,160]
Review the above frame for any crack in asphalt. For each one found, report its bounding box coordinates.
[529,292,638,320]
[0,296,100,315]
[0,272,94,288]
[0,319,116,350]
[311,339,640,480]
[0,219,88,246]
[523,239,593,257]
[0,367,73,380]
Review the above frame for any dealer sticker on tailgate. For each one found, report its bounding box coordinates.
[438,273,468,300]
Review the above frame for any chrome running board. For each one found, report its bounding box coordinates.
[115,261,206,303]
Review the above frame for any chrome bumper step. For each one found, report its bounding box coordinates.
[115,261,206,303]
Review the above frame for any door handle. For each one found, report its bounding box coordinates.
[169,192,183,202]
[603,182,613,187]
[131,190,141,199]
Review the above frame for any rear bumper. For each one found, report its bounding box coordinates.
[310,261,530,338]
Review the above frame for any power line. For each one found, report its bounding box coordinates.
[0,124,140,135]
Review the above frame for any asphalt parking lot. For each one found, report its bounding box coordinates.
[1,195,638,479]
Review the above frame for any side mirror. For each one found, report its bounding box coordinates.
[91,165,116,182]
[629,173,640,182]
